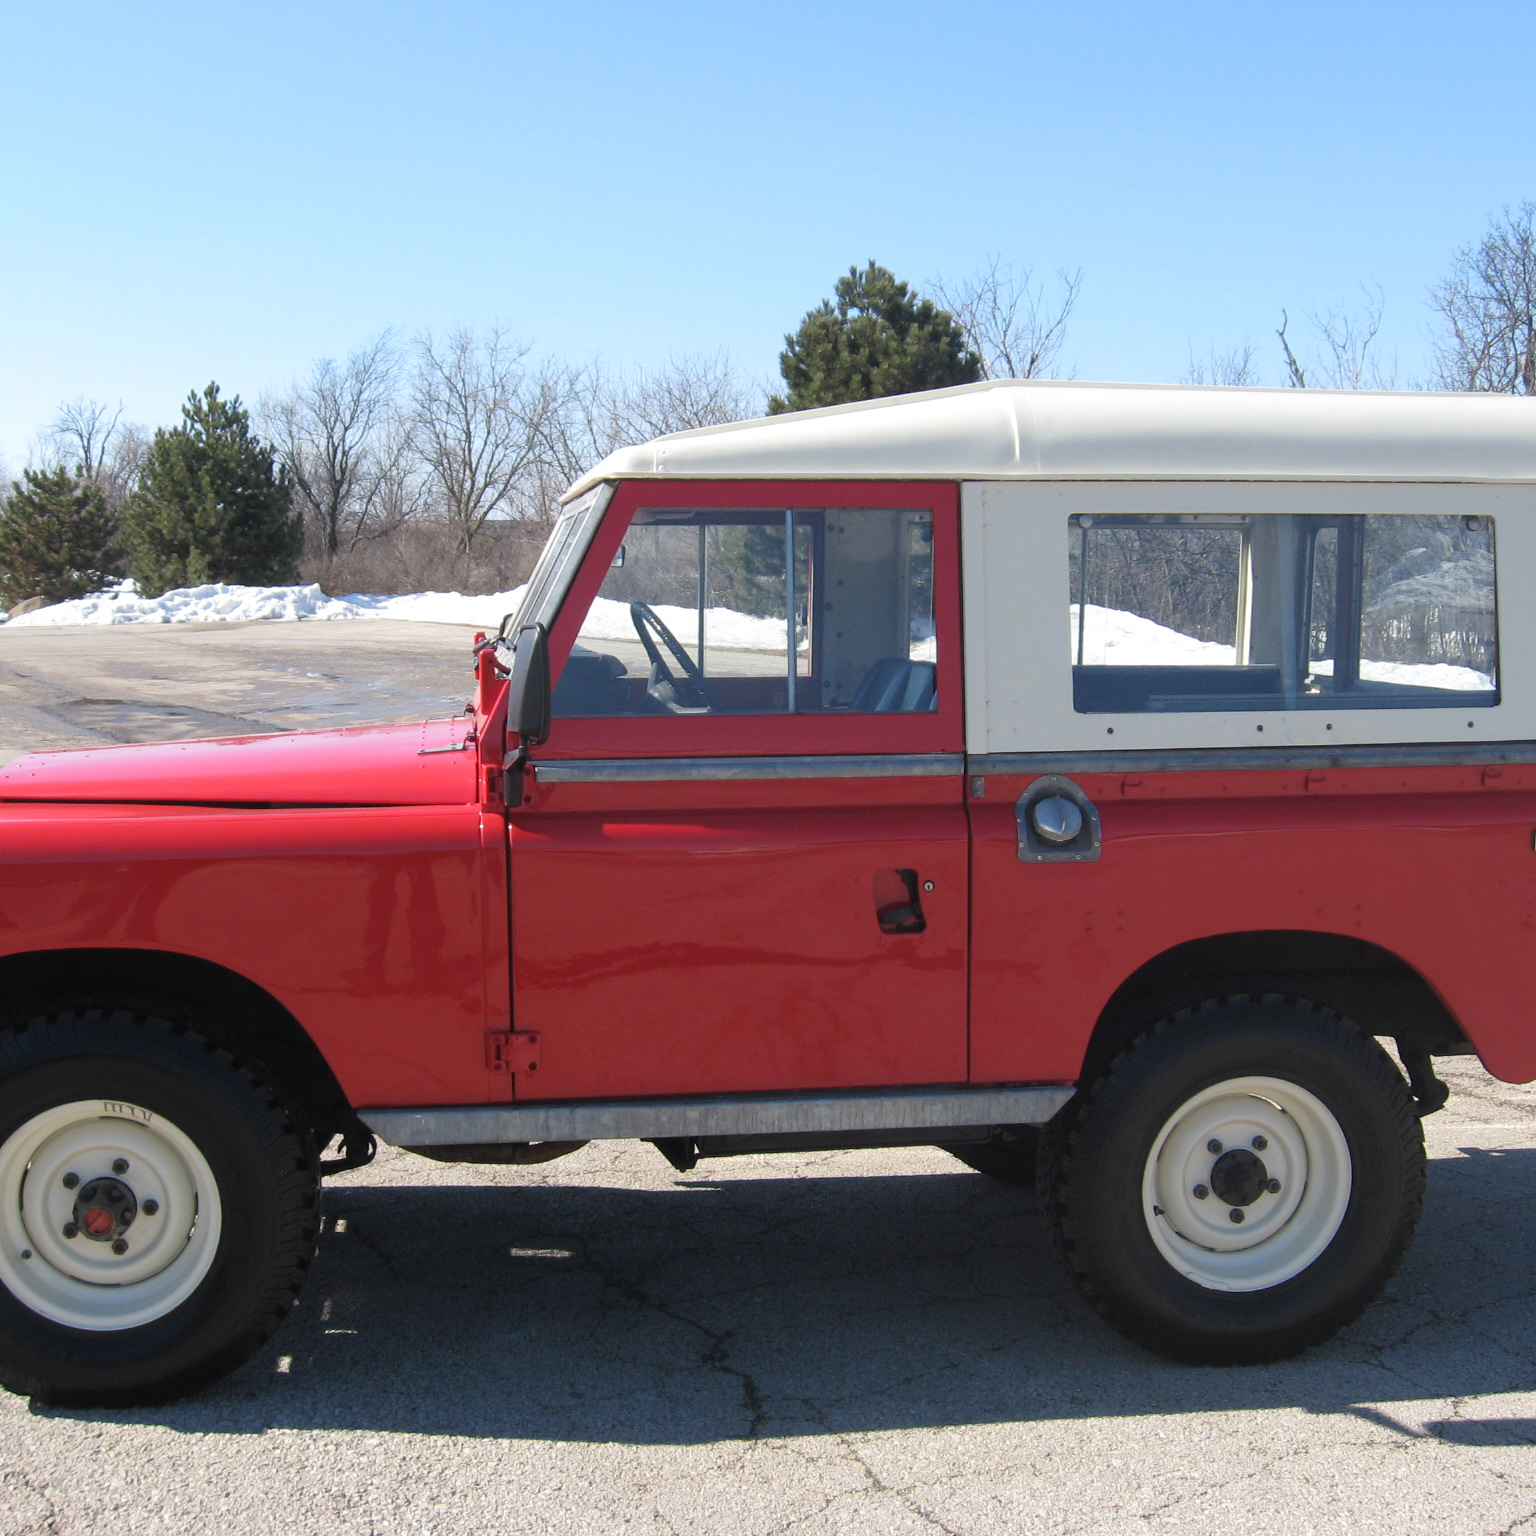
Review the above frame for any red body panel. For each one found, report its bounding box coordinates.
[0,720,477,806]
[0,802,500,1106]
[969,764,1536,1086]
[509,771,969,1099]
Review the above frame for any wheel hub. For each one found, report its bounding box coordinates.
[0,1100,223,1330]
[1209,1147,1268,1207]
[1141,1076,1353,1293]
[72,1177,138,1242]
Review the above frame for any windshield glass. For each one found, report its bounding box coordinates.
[505,484,613,638]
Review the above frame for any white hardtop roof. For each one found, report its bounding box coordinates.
[564,378,1536,500]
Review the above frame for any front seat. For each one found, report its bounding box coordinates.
[849,658,937,712]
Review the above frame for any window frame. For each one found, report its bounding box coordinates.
[534,479,963,759]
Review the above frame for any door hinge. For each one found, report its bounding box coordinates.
[486,1031,541,1074]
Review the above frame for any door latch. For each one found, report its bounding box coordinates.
[486,1031,541,1073]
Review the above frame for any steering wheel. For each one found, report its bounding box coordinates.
[630,603,719,714]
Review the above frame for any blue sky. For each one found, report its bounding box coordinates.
[2,0,1533,468]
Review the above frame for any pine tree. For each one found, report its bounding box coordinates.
[769,262,983,413]
[124,384,301,596]
[0,465,121,609]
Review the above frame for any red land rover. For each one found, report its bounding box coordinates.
[0,378,1529,1404]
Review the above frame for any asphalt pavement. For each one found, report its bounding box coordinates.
[3,621,1536,1535]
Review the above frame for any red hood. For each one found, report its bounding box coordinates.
[0,720,480,806]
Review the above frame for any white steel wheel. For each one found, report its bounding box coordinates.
[0,1100,222,1331]
[1141,1075,1351,1293]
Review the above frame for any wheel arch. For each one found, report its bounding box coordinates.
[1079,929,1471,1088]
[0,947,352,1150]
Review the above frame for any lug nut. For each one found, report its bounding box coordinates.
[111,1239,128,1256]
[141,1199,159,1216]
[61,1173,78,1190]
[1267,1178,1282,1194]
[1192,1184,1210,1199]
[61,1222,78,1240]
[1207,1138,1223,1154]
[1252,1135,1268,1151]
[112,1158,129,1175]
[1230,1209,1245,1224]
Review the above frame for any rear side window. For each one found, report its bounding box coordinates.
[1069,512,1498,713]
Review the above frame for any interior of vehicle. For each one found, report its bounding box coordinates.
[553,506,938,718]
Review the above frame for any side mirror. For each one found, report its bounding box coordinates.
[508,622,551,749]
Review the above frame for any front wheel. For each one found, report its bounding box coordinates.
[1038,996,1425,1365]
[0,1008,319,1405]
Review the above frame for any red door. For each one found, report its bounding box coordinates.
[508,481,968,1101]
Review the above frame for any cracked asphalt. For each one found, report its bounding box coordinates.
[4,622,1536,1534]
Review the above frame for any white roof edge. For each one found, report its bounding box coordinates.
[561,378,1536,502]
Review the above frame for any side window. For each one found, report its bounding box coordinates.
[1070,512,1498,713]
[553,508,936,718]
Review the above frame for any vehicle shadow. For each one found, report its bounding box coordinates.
[37,1145,1536,1444]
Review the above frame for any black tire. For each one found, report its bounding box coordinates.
[942,1126,1040,1185]
[0,1008,319,1406]
[1037,995,1424,1365]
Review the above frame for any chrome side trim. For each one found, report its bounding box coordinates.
[363,1084,1074,1146]
[530,753,964,784]
[972,741,1536,776]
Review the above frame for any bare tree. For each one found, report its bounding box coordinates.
[1277,288,1395,390]
[1431,203,1536,393]
[263,334,404,560]
[931,258,1081,379]
[102,423,150,508]
[572,352,761,461]
[1183,343,1260,386]
[48,398,122,481]
[410,327,572,561]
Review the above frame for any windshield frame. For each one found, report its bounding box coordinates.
[502,484,614,644]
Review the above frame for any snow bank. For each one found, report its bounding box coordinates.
[1071,604,1237,665]
[0,583,1498,694]
[3,581,529,629]
[1074,604,1496,690]
[578,595,794,654]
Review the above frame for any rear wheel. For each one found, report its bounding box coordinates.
[0,1008,319,1405]
[1038,995,1424,1364]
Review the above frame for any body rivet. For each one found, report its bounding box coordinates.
[1207,1139,1223,1154]
[1192,1184,1210,1199]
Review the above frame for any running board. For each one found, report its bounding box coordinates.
[362,1084,1076,1148]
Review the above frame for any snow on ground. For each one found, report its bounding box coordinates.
[1314,657,1496,691]
[1071,603,1237,665]
[1,584,1496,693]
[1073,604,1494,690]
[577,594,795,654]
[2,581,528,629]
